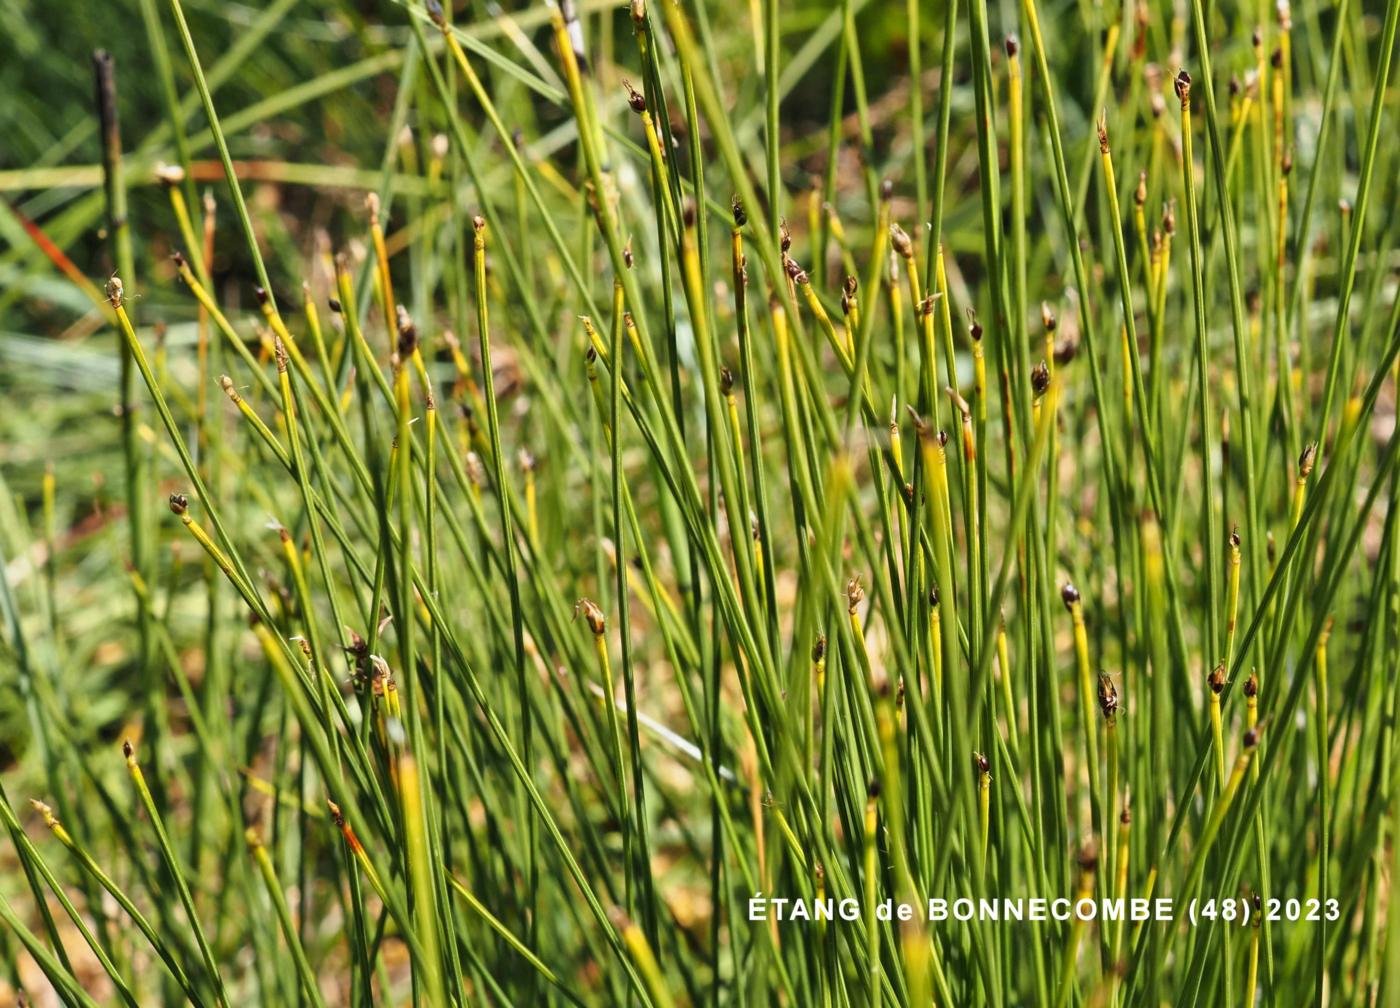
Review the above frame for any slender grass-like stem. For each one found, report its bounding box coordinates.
[163,0,277,301]
[862,781,881,1008]
[245,828,330,1008]
[33,800,203,1006]
[1208,663,1227,788]
[395,747,447,1007]
[1063,585,1102,838]
[122,741,229,1008]
[94,50,156,792]
[1175,72,1224,656]
[1314,618,1333,1003]
[1053,850,1097,1008]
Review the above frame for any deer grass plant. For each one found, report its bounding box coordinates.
[2,0,1400,1003]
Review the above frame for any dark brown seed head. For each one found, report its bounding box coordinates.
[1041,301,1057,332]
[396,305,418,357]
[344,629,368,658]
[967,310,983,341]
[880,178,894,202]
[623,80,646,113]
[1061,582,1080,608]
[1243,725,1260,748]
[973,751,990,775]
[328,297,342,314]
[1162,200,1177,235]
[844,274,859,299]
[169,493,189,515]
[1270,46,1283,69]
[1097,673,1119,718]
[731,195,746,229]
[254,286,270,306]
[1174,69,1192,106]
[172,250,186,271]
[1243,673,1259,698]
[1031,360,1051,396]
[1004,34,1019,57]
[1209,662,1227,695]
[779,218,792,252]
[719,367,735,395]
[867,778,881,800]
[122,739,134,760]
[812,633,827,664]
[1298,442,1317,479]
[575,597,606,636]
[1096,115,1110,154]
